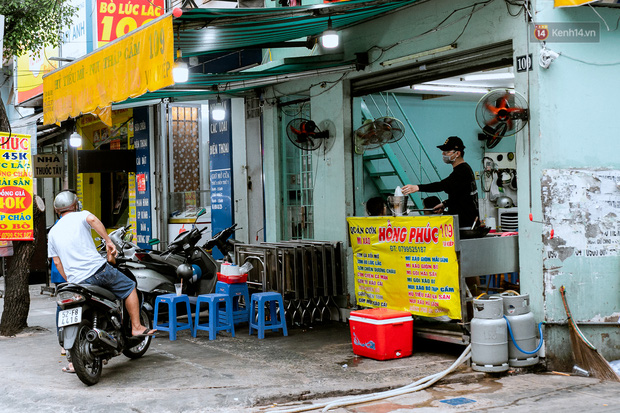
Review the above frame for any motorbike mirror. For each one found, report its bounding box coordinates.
[148,238,160,246]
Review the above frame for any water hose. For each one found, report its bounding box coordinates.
[504,315,544,355]
[268,344,472,413]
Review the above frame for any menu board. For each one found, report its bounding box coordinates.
[0,133,34,241]
[347,216,461,319]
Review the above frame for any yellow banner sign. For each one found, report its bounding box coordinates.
[0,133,34,241]
[554,0,598,6]
[43,15,174,125]
[347,216,461,319]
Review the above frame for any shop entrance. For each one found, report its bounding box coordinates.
[350,41,523,343]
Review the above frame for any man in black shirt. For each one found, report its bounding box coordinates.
[402,136,479,228]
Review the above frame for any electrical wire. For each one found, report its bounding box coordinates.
[588,3,611,32]
[267,344,472,413]
[559,53,620,67]
[504,0,526,17]
[309,72,348,99]
[368,0,496,65]
[452,5,475,44]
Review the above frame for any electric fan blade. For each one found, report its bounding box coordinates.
[303,120,317,134]
[486,117,500,127]
[485,102,500,115]
[477,90,529,139]
[290,125,304,135]
[287,118,323,151]
[355,122,376,138]
[289,125,310,143]
[497,95,510,109]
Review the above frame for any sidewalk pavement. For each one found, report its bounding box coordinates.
[1,281,619,413]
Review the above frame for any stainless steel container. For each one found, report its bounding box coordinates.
[387,196,408,216]
[471,295,509,372]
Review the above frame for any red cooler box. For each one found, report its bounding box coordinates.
[349,308,413,360]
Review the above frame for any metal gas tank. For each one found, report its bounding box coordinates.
[471,295,509,373]
[502,293,540,367]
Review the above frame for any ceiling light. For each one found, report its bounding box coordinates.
[173,47,188,83]
[463,72,515,81]
[173,61,188,83]
[321,18,339,49]
[212,95,226,121]
[413,84,490,94]
[69,132,82,148]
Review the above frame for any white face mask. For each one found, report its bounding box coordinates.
[442,152,457,164]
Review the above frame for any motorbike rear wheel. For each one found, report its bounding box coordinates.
[123,309,153,359]
[70,319,103,386]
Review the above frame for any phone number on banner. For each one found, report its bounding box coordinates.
[0,230,33,240]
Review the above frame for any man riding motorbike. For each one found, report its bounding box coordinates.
[48,190,156,372]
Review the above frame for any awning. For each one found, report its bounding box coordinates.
[43,16,175,126]
[43,0,420,125]
[555,0,620,6]
[173,1,420,56]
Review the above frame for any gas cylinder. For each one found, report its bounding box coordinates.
[501,293,540,367]
[471,295,509,372]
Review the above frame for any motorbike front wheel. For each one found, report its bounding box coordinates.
[70,319,103,386]
[123,309,153,359]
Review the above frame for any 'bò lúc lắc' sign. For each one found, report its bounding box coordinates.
[347,216,461,319]
[0,133,34,241]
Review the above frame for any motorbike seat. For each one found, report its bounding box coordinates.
[81,284,118,301]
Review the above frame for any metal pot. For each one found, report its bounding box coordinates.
[387,196,408,216]
[496,196,514,208]
[459,226,491,239]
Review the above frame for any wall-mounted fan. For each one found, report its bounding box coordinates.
[475,90,529,149]
[286,118,330,151]
[354,116,405,154]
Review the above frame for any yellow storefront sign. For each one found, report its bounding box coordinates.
[554,0,598,6]
[43,15,174,126]
[347,216,461,319]
[0,133,34,241]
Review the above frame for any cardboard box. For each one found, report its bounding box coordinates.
[349,308,413,360]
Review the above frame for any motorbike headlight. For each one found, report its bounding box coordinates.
[56,291,86,307]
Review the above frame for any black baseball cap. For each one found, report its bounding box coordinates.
[437,136,465,151]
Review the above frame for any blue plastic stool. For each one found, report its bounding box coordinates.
[249,292,288,339]
[215,281,250,325]
[153,294,193,341]
[193,294,235,340]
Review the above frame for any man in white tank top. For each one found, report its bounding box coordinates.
[48,190,156,339]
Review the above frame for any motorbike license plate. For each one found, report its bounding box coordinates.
[58,307,82,327]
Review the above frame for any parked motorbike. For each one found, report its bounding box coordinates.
[98,211,238,312]
[56,274,152,386]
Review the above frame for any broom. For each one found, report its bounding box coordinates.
[559,285,620,381]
